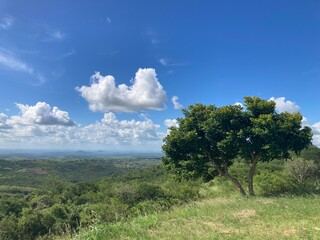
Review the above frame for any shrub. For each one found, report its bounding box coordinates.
[285,158,318,183]
[254,171,297,196]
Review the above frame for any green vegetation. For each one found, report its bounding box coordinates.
[0,157,159,189]
[0,147,319,239]
[162,97,312,196]
[74,196,320,240]
[72,148,320,240]
[0,158,201,240]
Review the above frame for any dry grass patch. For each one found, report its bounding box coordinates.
[282,228,297,236]
[233,209,256,218]
[257,199,274,205]
[201,221,234,234]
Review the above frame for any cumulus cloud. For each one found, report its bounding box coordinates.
[164,119,179,128]
[0,109,164,150]
[234,102,244,108]
[0,15,14,29]
[9,102,75,126]
[172,96,183,110]
[0,113,11,129]
[310,122,320,147]
[297,117,320,147]
[76,68,167,112]
[78,113,162,145]
[269,97,300,113]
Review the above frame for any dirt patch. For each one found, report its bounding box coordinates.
[282,228,297,236]
[233,209,256,218]
[30,168,49,175]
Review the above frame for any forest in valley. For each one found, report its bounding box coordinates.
[0,145,319,240]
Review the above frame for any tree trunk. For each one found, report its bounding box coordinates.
[207,153,247,196]
[224,171,247,196]
[247,154,258,196]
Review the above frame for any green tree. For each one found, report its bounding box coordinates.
[162,97,312,196]
[238,97,312,195]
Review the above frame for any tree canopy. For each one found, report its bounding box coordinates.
[162,96,313,196]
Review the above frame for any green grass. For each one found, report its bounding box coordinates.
[72,195,320,240]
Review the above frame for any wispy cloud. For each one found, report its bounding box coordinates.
[0,48,45,85]
[54,49,76,60]
[0,15,14,30]
[159,58,168,66]
[0,48,34,74]
[46,29,65,40]
[145,30,160,48]
[100,17,112,24]
[35,24,66,41]
[158,57,188,67]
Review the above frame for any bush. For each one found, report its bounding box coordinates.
[254,171,298,196]
[130,200,171,216]
[0,216,20,240]
[285,158,318,183]
[136,183,166,201]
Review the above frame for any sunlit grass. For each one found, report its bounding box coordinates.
[72,195,320,240]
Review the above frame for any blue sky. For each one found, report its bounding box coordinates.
[0,0,319,151]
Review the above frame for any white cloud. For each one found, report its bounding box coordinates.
[76,68,167,112]
[0,49,34,74]
[0,15,14,29]
[9,102,75,126]
[78,113,162,145]
[269,97,300,113]
[159,58,168,66]
[310,122,320,147]
[164,119,179,128]
[172,96,183,110]
[298,117,320,147]
[0,48,45,85]
[0,113,11,129]
[0,108,164,151]
[158,57,188,67]
[312,123,320,134]
[301,116,309,127]
[234,102,244,108]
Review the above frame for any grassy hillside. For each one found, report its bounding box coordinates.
[73,195,320,240]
